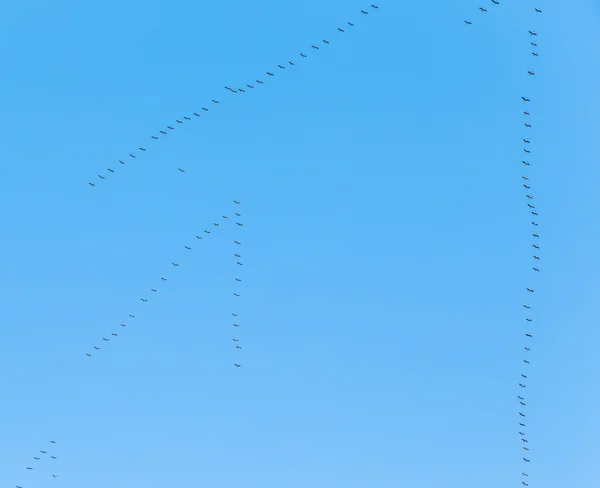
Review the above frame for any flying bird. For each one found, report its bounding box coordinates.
[465,20,472,24]
[108,168,114,173]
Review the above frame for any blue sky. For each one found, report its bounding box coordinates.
[1,1,599,487]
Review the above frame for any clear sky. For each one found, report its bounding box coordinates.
[1,1,599,487]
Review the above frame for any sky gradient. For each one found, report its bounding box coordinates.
[1,1,599,487]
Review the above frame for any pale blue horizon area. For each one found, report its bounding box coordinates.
[1,1,599,487]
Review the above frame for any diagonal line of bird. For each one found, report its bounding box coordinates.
[20,3,384,484]
[464,0,502,24]
[87,4,381,187]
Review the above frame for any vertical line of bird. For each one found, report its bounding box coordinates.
[232,200,243,368]
[84,209,233,358]
[19,439,60,486]
[87,5,380,188]
[518,6,543,486]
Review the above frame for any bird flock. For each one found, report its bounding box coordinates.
[83,201,244,364]
[467,3,544,486]
[14,202,243,486]
[13,2,554,486]
[87,5,380,188]
[18,440,60,485]
[515,7,544,486]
